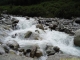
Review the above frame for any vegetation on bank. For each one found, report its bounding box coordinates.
[0,0,80,18]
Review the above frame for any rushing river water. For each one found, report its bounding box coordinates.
[4,16,80,60]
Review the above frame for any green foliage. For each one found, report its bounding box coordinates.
[0,0,80,18]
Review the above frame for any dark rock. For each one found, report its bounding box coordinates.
[53,46,60,52]
[75,18,80,24]
[6,40,19,50]
[26,49,31,53]
[45,45,55,56]
[35,49,43,58]
[12,18,19,24]
[24,31,32,38]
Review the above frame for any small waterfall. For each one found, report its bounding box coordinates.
[4,16,80,59]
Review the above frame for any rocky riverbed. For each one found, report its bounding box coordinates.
[0,14,80,60]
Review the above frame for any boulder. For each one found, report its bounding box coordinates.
[6,40,19,50]
[74,29,80,47]
[11,18,19,24]
[36,24,44,30]
[45,45,55,56]
[75,18,80,24]
[24,31,32,38]
[35,49,43,58]
[53,46,60,52]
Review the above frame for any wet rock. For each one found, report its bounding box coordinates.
[75,18,80,24]
[0,45,5,55]
[74,29,80,47]
[35,49,43,58]
[24,49,31,57]
[6,40,19,50]
[45,45,55,56]
[11,18,19,24]
[24,31,32,38]
[53,46,60,52]
[36,24,44,30]
[26,49,31,53]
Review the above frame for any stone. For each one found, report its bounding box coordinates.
[74,29,80,47]
[6,40,19,50]
[11,18,19,24]
[53,46,60,52]
[24,31,32,38]
[45,44,55,56]
[75,18,80,24]
[36,24,44,30]
[35,49,43,58]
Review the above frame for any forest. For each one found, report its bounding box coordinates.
[0,0,80,18]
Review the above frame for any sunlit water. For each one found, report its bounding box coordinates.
[4,16,80,60]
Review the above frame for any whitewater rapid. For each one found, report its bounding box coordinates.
[4,16,80,59]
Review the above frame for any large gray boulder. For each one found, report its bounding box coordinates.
[74,29,80,47]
